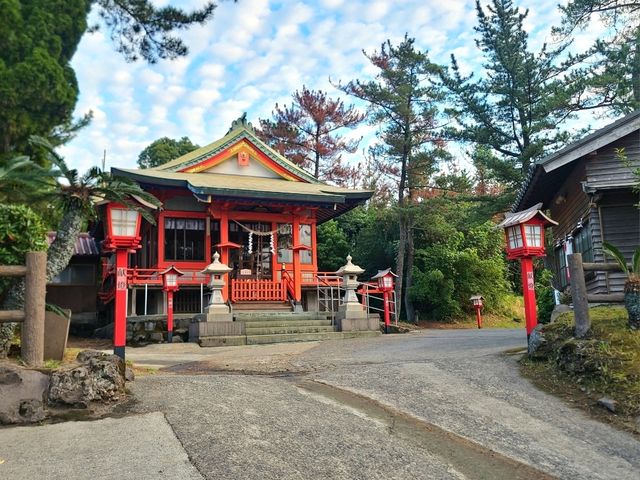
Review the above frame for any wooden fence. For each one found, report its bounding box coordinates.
[567,252,625,338]
[0,251,46,366]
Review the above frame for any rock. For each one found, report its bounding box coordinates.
[150,332,164,342]
[528,324,547,357]
[550,304,572,323]
[125,367,135,382]
[0,365,50,424]
[94,323,114,339]
[48,350,125,408]
[635,417,640,433]
[171,335,183,343]
[597,397,617,413]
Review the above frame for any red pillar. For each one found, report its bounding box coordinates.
[292,215,302,302]
[475,307,482,329]
[114,249,128,360]
[520,256,537,338]
[167,290,174,343]
[219,210,230,302]
[383,291,390,332]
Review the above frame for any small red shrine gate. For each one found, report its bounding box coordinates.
[99,115,372,312]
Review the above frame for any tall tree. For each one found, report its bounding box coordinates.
[555,0,640,114]
[137,136,199,168]
[257,86,365,185]
[440,0,589,197]
[0,0,217,161]
[338,36,448,322]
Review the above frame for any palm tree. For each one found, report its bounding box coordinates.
[602,241,640,330]
[0,156,53,203]
[0,139,161,356]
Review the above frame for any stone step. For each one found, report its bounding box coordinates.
[232,302,292,312]
[233,312,331,322]
[198,336,247,347]
[245,325,336,335]
[234,312,332,321]
[246,330,381,345]
[243,319,333,328]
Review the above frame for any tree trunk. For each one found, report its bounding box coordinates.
[395,213,407,321]
[0,207,84,358]
[404,214,415,323]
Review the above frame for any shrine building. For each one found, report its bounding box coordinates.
[105,115,373,319]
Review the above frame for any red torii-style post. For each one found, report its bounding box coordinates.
[103,203,143,361]
[497,203,558,344]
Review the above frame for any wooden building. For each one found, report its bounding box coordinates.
[47,232,100,333]
[105,115,372,315]
[513,110,640,294]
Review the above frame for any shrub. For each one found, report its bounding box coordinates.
[0,204,48,301]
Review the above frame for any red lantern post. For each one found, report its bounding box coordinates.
[470,295,484,329]
[103,203,142,360]
[160,266,183,343]
[372,269,397,333]
[498,203,557,343]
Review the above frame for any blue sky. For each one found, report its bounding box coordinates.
[60,0,603,174]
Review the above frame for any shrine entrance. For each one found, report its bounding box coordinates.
[228,221,274,280]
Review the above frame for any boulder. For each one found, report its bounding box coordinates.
[48,350,125,408]
[125,366,135,382]
[0,364,49,424]
[550,304,572,323]
[528,324,547,358]
[597,397,617,413]
[150,332,164,342]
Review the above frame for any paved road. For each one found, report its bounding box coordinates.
[1,329,639,480]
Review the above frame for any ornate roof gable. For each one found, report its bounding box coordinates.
[149,114,318,183]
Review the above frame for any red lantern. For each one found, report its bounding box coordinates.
[103,203,142,250]
[160,266,183,343]
[371,269,397,332]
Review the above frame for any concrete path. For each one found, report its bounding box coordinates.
[0,412,202,480]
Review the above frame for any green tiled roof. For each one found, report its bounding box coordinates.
[112,168,372,205]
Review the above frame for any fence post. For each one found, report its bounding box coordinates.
[22,251,46,366]
[568,253,591,338]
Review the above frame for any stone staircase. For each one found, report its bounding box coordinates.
[196,310,380,347]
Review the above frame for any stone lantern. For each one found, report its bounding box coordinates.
[336,255,365,312]
[335,255,377,332]
[201,251,232,322]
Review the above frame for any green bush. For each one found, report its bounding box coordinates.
[0,204,48,301]
[410,221,511,321]
[536,268,555,324]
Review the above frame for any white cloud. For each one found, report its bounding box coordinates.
[61,0,603,173]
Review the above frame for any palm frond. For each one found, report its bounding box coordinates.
[602,241,629,276]
[633,248,640,276]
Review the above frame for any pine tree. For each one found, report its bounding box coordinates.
[555,0,640,114]
[257,86,365,185]
[338,36,447,322]
[440,0,589,197]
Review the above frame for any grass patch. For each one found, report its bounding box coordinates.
[522,305,640,433]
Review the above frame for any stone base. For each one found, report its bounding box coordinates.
[192,312,233,323]
[335,311,379,332]
[189,321,245,341]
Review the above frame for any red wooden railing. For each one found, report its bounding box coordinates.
[281,270,296,299]
[231,279,285,302]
